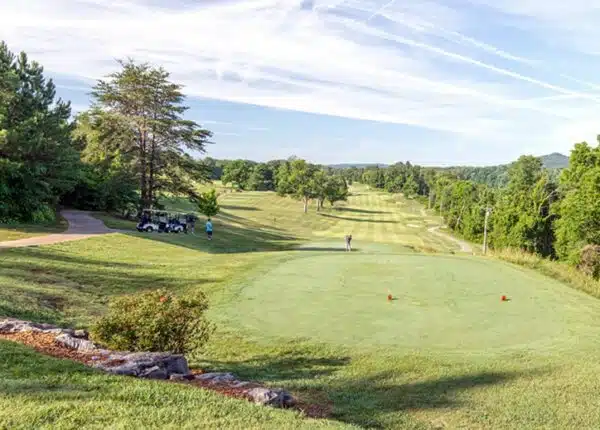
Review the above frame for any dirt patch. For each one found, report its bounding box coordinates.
[0,331,331,419]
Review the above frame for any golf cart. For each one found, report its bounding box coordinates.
[137,210,170,233]
[166,213,187,233]
[137,210,190,233]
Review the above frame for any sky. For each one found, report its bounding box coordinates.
[1,0,600,166]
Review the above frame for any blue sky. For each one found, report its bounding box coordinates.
[2,0,600,166]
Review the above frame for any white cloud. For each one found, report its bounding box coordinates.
[1,0,600,161]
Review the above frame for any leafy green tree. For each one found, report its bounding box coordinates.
[491,156,558,256]
[279,159,317,212]
[362,167,385,189]
[91,59,212,210]
[194,189,220,218]
[61,109,138,214]
[0,42,80,222]
[312,169,328,211]
[402,175,419,197]
[247,163,274,191]
[325,175,349,207]
[221,159,253,190]
[555,141,600,262]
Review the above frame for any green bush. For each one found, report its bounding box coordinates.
[579,245,600,280]
[90,289,214,354]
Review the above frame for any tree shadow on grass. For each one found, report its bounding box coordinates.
[326,371,525,428]
[198,351,541,428]
[318,213,399,224]
[0,248,215,325]
[117,221,300,255]
[201,355,351,382]
[289,247,361,252]
[220,205,262,211]
[0,247,141,268]
[335,208,389,215]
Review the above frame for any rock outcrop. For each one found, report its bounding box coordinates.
[0,318,295,409]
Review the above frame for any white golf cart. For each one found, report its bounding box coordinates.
[137,210,190,233]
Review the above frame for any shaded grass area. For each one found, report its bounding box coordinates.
[0,235,263,326]
[0,217,68,242]
[201,334,600,429]
[0,340,347,430]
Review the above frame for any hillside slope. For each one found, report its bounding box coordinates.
[540,152,569,169]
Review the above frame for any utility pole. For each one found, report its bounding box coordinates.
[482,207,492,255]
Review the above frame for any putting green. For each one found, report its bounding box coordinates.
[221,252,600,354]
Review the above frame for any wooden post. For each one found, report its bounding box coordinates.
[483,207,491,255]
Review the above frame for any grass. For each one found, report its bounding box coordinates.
[215,251,600,355]
[99,185,461,254]
[0,340,348,429]
[490,248,600,299]
[0,217,68,242]
[2,187,600,428]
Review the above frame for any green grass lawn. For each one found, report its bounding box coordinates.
[215,251,600,355]
[0,217,68,242]
[2,189,600,428]
[0,340,348,430]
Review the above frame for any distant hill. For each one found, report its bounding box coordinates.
[540,152,569,169]
[328,163,389,169]
[330,153,569,171]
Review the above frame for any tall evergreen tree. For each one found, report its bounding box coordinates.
[0,42,79,222]
[91,59,212,209]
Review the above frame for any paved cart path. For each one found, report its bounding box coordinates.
[0,210,118,249]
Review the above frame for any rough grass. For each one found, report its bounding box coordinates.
[490,248,600,299]
[0,217,68,242]
[2,189,600,428]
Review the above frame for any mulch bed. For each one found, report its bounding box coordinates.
[0,332,332,419]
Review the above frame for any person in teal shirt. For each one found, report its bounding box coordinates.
[205,218,213,240]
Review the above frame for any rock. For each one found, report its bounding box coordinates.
[195,372,236,384]
[232,381,251,388]
[247,387,295,408]
[140,365,169,380]
[55,333,97,352]
[100,362,140,376]
[121,352,189,376]
[0,319,60,334]
[169,373,191,381]
[97,352,189,380]
[74,329,89,339]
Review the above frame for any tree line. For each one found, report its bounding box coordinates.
[337,148,599,277]
[208,157,349,213]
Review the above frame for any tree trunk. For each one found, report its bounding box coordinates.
[139,130,148,210]
[148,134,156,208]
[303,197,308,213]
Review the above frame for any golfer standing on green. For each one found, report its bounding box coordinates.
[206,218,213,240]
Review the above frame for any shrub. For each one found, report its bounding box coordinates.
[90,289,215,354]
[579,245,600,279]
